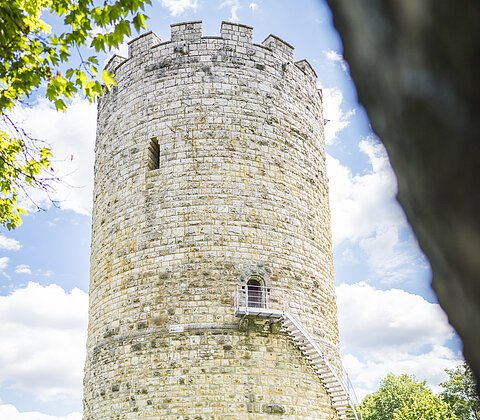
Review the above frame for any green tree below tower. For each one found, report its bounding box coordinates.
[360,373,457,420]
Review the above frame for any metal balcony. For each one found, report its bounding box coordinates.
[234,284,285,318]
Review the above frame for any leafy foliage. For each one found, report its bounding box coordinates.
[393,390,458,420]
[0,120,52,229]
[0,0,150,228]
[360,373,457,420]
[440,362,480,420]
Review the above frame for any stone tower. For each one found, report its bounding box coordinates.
[84,21,358,419]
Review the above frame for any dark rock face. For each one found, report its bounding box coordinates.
[326,0,480,387]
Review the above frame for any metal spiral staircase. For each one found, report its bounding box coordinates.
[234,285,360,420]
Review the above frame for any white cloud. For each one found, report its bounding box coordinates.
[337,282,454,352]
[159,0,198,16]
[337,282,461,400]
[0,257,9,271]
[344,346,460,401]
[327,137,427,283]
[249,2,258,12]
[15,264,32,275]
[221,0,241,21]
[359,225,428,284]
[41,269,54,278]
[0,236,22,251]
[0,282,88,402]
[320,86,355,144]
[323,49,348,73]
[0,405,80,420]
[11,97,96,215]
[327,137,404,247]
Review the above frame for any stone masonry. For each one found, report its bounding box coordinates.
[84,21,342,419]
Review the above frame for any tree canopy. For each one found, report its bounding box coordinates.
[440,362,480,420]
[0,0,150,229]
[360,373,457,420]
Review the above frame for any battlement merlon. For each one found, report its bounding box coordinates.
[261,34,294,61]
[171,21,202,42]
[128,31,161,58]
[221,21,253,44]
[295,59,318,79]
[104,54,126,74]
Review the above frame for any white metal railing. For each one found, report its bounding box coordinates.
[342,370,360,415]
[283,312,360,419]
[234,284,286,314]
[234,284,361,420]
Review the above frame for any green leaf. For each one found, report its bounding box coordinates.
[133,13,147,32]
[54,99,67,111]
[0,0,151,228]
[101,70,117,90]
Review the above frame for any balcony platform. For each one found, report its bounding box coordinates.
[234,306,284,318]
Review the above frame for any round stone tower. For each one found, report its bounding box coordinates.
[84,21,357,419]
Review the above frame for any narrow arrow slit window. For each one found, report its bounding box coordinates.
[148,137,160,170]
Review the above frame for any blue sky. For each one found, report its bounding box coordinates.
[0,0,463,418]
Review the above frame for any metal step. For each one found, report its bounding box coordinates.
[329,390,348,397]
[280,312,360,420]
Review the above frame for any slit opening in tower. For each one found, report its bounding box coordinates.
[148,137,160,170]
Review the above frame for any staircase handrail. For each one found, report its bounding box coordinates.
[234,285,361,419]
[284,312,360,420]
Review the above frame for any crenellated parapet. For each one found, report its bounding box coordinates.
[105,21,316,84]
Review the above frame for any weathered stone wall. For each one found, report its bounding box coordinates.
[84,21,340,419]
